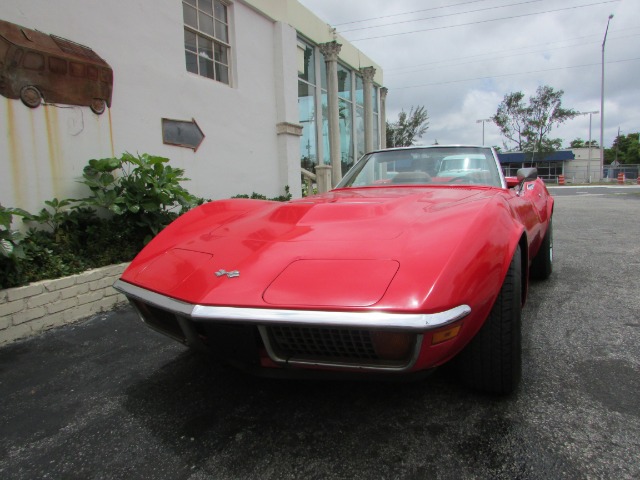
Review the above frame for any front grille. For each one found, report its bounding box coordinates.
[267,326,378,362]
[132,300,186,343]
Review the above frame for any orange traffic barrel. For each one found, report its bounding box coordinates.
[558,174,565,185]
[617,172,625,184]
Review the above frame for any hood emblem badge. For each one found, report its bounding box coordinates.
[215,269,240,278]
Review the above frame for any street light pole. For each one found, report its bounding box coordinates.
[578,111,599,183]
[600,14,613,180]
[476,118,491,145]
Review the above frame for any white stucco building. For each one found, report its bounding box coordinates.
[0,0,384,214]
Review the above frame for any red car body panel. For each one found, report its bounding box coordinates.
[116,146,553,379]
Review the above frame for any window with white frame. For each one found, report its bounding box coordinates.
[183,0,230,85]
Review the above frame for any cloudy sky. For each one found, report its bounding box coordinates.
[298,0,639,150]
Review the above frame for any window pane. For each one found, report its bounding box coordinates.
[199,12,214,36]
[199,0,213,15]
[297,41,315,84]
[184,0,196,6]
[23,52,44,70]
[215,62,229,84]
[184,29,197,52]
[183,4,197,28]
[339,98,354,174]
[198,37,213,60]
[199,56,214,79]
[337,64,350,101]
[214,43,227,64]
[373,112,380,149]
[49,57,67,75]
[372,86,378,113]
[355,75,364,107]
[69,62,85,77]
[320,52,327,91]
[185,51,198,73]
[87,65,98,80]
[298,80,317,169]
[215,20,228,43]
[214,0,227,22]
[322,92,330,164]
[356,106,365,158]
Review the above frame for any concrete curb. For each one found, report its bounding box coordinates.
[0,263,129,346]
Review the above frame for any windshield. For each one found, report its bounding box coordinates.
[336,146,504,188]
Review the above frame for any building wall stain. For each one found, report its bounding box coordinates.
[43,104,62,199]
[4,98,25,208]
[2,97,115,211]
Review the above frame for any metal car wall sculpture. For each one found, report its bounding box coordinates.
[0,19,113,114]
[115,146,554,394]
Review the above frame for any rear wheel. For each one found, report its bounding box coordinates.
[458,245,522,394]
[531,218,553,280]
[20,85,42,108]
[90,98,107,115]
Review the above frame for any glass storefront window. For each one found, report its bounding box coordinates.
[339,98,354,174]
[297,37,380,179]
[355,75,364,107]
[322,92,330,165]
[337,64,351,101]
[298,80,317,170]
[356,105,365,159]
[297,40,315,83]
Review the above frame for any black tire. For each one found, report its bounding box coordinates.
[20,85,42,108]
[90,98,106,115]
[458,245,522,394]
[530,218,553,280]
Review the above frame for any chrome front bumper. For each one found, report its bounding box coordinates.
[113,279,471,331]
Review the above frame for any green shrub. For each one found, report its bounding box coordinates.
[79,153,201,243]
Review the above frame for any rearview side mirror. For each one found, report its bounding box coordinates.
[517,168,538,183]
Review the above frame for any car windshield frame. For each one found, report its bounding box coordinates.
[336,146,506,189]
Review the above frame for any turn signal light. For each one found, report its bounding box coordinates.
[371,332,416,360]
[431,325,462,345]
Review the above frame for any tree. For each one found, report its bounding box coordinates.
[569,138,598,148]
[386,106,429,147]
[604,132,640,164]
[493,85,579,155]
[493,91,528,151]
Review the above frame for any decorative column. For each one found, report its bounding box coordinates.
[319,41,342,187]
[360,67,376,153]
[380,87,388,149]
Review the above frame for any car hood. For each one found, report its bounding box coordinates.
[122,186,505,310]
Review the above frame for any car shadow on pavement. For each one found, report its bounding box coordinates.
[119,343,570,478]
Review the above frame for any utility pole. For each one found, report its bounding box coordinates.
[600,14,614,179]
[476,118,492,145]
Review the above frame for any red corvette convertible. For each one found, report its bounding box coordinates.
[114,145,553,394]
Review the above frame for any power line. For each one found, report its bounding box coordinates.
[333,0,492,27]
[391,57,639,90]
[385,33,639,76]
[348,0,621,42]
[339,0,544,33]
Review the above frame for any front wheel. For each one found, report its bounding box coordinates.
[457,245,522,395]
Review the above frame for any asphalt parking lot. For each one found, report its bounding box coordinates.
[1,187,639,480]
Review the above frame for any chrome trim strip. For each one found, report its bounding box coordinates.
[114,279,471,331]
